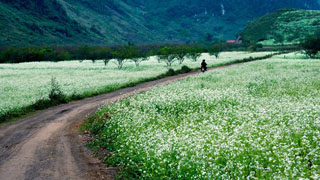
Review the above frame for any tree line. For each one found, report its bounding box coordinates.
[0,43,228,69]
[1,36,317,67]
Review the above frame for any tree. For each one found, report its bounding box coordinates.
[132,56,148,67]
[175,46,188,64]
[99,47,113,66]
[77,46,90,61]
[128,45,147,67]
[157,46,178,67]
[112,45,139,69]
[112,48,127,69]
[209,44,222,59]
[301,36,320,58]
[187,47,201,62]
[87,47,100,63]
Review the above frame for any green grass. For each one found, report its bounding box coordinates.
[240,9,320,45]
[0,52,274,123]
[84,58,320,179]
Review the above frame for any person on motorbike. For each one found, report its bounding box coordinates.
[201,59,207,72]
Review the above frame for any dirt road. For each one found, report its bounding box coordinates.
[0,63,244,180]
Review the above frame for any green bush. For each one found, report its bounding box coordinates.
[166,68,176,76]
[176,65,192,74]
[48,77,66,103]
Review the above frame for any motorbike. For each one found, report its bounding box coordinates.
[201,66,207,72]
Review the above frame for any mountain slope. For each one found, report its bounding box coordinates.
[240,9,320,45]
[0,0,106,46]
[0,0,319,46]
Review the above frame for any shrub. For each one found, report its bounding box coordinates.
[176,65,192,74]
[165,68,176,76]
[48,77,65,102]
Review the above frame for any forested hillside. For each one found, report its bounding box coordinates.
[240,9,320,45]
[0,0,319,46]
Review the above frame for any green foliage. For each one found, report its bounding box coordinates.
[174,46,189,64]
[76,46,113,64]
[2,0,318,46]
[164,65,192,76]
[208,44,222,58]
[165,68,176,76]
[301,36,320,58]
[157,46,178,67]
[187,47,202,62]
[176,65,192,74]
[241,9,320,45]
[0,47,71,63]
[128,45,147,67]
[0,43,281,69]
[48,77,66,102]
[112,45,144,69]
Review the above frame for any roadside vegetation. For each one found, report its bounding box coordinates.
[84,58,320,179]
[0,51,275,123]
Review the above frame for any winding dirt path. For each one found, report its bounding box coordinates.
[0,62,248,180]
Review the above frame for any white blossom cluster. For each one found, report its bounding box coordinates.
[0,52,271,120]
[89,59,320,179]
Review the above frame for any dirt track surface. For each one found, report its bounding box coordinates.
[0,63,242,180]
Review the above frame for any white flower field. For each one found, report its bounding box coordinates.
[0,51,271,122]
[86,57,320,179]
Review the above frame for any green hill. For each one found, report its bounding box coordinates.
[240,9,320,45]
[0,0,320,46]
[0,0,102,46]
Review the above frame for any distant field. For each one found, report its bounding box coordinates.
[85,58,320,179]
[0,51,272,122]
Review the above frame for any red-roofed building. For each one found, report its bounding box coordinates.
[226,40,236,43]
[226,36,243,44]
